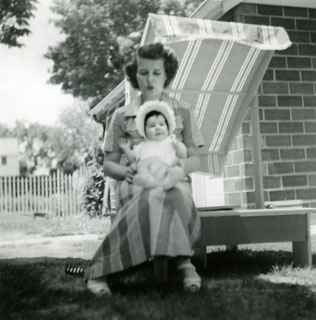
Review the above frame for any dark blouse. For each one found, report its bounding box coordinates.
[104,92,204,157]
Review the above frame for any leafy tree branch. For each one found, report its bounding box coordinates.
[46,0,203,107]
[0,0,38,47]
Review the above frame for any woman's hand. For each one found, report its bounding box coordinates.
[125,162,137,183]
[104,151,135,181]
[118,138,131,151]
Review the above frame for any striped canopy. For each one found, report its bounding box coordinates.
[138,14,291,175]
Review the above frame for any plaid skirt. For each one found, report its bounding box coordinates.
[84,180,201,280]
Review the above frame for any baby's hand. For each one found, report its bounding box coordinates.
[118,138,130,150]
[169,133,176,141]
[170,134,180,149]
[170,134,187,159]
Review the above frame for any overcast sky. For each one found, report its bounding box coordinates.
[0,0,75,127]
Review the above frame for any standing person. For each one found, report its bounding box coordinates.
[118,100,187,190]
[85,42,204,296]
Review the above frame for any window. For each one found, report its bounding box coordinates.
[1,156,7,165]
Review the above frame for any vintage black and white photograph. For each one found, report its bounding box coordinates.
[1,0,316,319]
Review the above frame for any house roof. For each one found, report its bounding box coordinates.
[193,0,316,20]
[0,138,19,156]
[89,0,316,118]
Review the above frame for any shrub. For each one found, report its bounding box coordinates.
[82,142,106,217]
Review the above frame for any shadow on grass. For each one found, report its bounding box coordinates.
[200,248,294,276]
[1,250,316,320]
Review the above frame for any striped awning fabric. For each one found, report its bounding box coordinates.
[142,14,291,175]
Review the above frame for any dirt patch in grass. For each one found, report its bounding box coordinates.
[0,213,110,260]
[0,213,111,238]
[0,234,103,259]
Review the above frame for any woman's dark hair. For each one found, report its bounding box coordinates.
[125,42,179,89]
[144,111,169,132]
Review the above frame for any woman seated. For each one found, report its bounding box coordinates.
[84,42,205,296]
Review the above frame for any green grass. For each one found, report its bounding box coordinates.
[1,246,316,320]
[0,213,111,238]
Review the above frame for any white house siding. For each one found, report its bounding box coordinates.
[0,138,19,176]
[0,155,19,176]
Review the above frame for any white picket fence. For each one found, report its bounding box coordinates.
[0,168,87,216]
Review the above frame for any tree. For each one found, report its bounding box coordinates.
[52,101,102,174]
[0,0,38,47]
[12,121,57,175]
[0,123,12,137]
[46,0,203,107]
[0,102,102,175]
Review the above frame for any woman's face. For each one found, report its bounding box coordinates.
[136,57,167,101]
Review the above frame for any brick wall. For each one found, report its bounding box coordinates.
[223,3,316,208]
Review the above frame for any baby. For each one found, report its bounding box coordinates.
[119,100,187,190]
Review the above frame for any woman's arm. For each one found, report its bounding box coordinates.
[181,146,201,175]
[118,138,136,164]
[123,148,136,164]
[173,140,187,159]
[103,151,135,182]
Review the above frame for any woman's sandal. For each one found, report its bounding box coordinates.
[64,264,86,276]
[177,261,201,293]
[87,279,112,297]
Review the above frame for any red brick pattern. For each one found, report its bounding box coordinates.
[223,3,316,208]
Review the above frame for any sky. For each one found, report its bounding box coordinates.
[0,0,75,127]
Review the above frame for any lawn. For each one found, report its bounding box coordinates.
[1,213,316,319]
[0,212,111,238]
